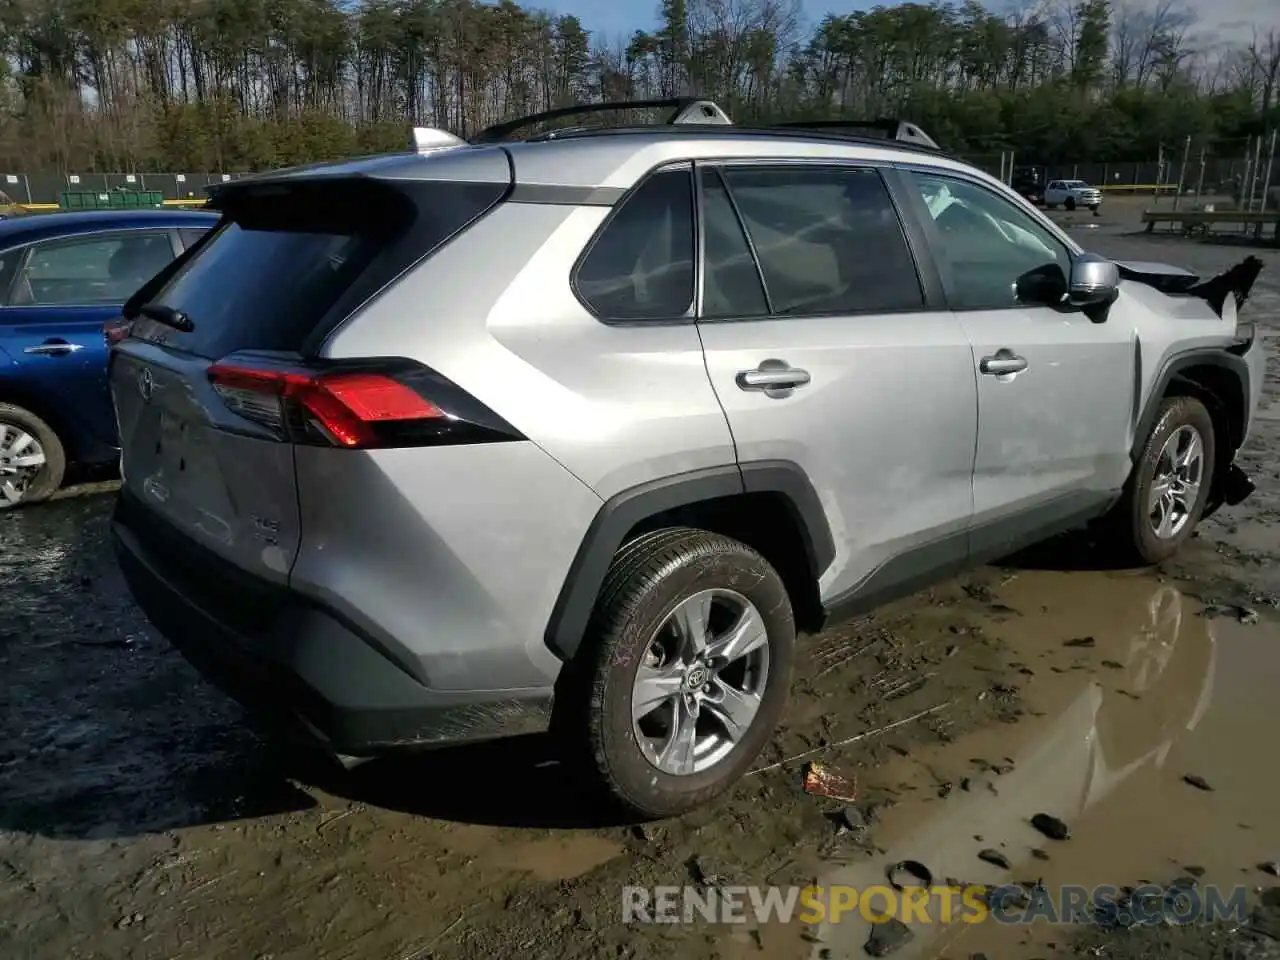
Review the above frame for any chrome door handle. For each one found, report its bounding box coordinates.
[736,360,811,394]
[980,351,1027,376]
[24,340,83,356]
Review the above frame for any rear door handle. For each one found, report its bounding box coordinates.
[736,360,811,395]
[24,339,84,356]
[979,351,1028,376]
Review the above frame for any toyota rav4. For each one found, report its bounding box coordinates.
[108,100,1265,819]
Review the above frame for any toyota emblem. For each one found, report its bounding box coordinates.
[137,368,153,401]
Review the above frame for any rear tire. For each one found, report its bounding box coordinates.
[1108,396,1215,564]
[576,528,795,819]
[0,403,65,509]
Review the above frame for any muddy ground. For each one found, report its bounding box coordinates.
[2,224,1279,960]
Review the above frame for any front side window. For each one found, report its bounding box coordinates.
[574,167,695,321]
[10,231,175,306]
[716,164,923,316]
[907,172,1072,310]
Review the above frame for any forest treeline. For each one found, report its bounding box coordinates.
[1,0,1278,173]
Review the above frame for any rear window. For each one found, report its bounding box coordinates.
[137,178,504,358]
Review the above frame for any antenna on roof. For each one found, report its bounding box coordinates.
[410,127,467,155]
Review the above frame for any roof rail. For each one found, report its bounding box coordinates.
[410,126,468,155]
[772,118,941,151]
[472,98,733,143]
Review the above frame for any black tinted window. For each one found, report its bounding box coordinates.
[719,166,922,316]
[575,167,695,320]
[701,167,768,318]
[907,172,1071,310]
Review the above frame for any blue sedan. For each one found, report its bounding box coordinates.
[0,208,220,507]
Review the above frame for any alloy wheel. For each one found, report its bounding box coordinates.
[631,589,771,776]
[1148,424,1204,539]
[0,421,48,506]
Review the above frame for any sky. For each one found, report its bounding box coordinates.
[536,0,1280,51]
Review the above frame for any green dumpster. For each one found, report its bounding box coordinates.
[58,189,165,211]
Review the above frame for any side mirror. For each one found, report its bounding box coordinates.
[1069,253,1120,307]
[1016,263,1068,306]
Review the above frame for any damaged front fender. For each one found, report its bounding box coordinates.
[1117,255,1264,318]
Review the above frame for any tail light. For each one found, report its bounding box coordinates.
[104,317,133,346]
[207,358,523,449]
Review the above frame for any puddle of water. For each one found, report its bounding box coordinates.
[441,824,622,882]
[808,571,1280,960]
[504,834,624,882]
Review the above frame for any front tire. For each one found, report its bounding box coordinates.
[579,528,795,819]
[1110,396,1215,564]
[1065,197,1077,211]
[0,403,65,509]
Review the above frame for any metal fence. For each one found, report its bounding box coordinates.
[1,171,250,205]
[961,143,1280,209]
[4,150,1279,208]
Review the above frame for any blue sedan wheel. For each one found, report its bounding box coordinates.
[0,403,66,508]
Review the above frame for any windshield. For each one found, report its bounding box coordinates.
[1064,180,1091,188]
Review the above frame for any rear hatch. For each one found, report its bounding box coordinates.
[110,164,510,583]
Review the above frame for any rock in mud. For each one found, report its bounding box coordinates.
[1260,862,1280,877]
[978,849,1011,870]
[1030,813,1070,840]
[1031,848,1050,861]
[1200,603,1260,624]
[1064,636,1096,648]
[839,805,868,832]
[864,917,913,957]
[1183,774,1214,791]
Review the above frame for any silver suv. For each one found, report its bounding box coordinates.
[109,100,1266,818]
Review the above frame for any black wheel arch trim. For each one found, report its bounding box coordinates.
[544,460,836,661]
[1131,347,1250,463]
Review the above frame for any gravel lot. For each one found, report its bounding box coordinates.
[2,224,1278,960]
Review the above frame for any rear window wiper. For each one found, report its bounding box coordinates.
[137,303,195,333]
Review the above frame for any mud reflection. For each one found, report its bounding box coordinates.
[812,572,1280,960]
[1,495,316,838]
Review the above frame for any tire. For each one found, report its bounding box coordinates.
[1065,197,1077,211]
[0,403,65,509]
[576,527,795,819]
[1109,396,1216,564]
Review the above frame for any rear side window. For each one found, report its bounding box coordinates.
[701,167,768,318]
[0,246,19,304]
[139,179,504,358]
[574,167,695,321]
[178,227,211,249]
[718,165,923,316]
[12,231,174,306]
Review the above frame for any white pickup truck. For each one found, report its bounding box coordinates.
[1044,179,1103,212]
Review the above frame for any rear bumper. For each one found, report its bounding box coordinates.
[112,493,553,756]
